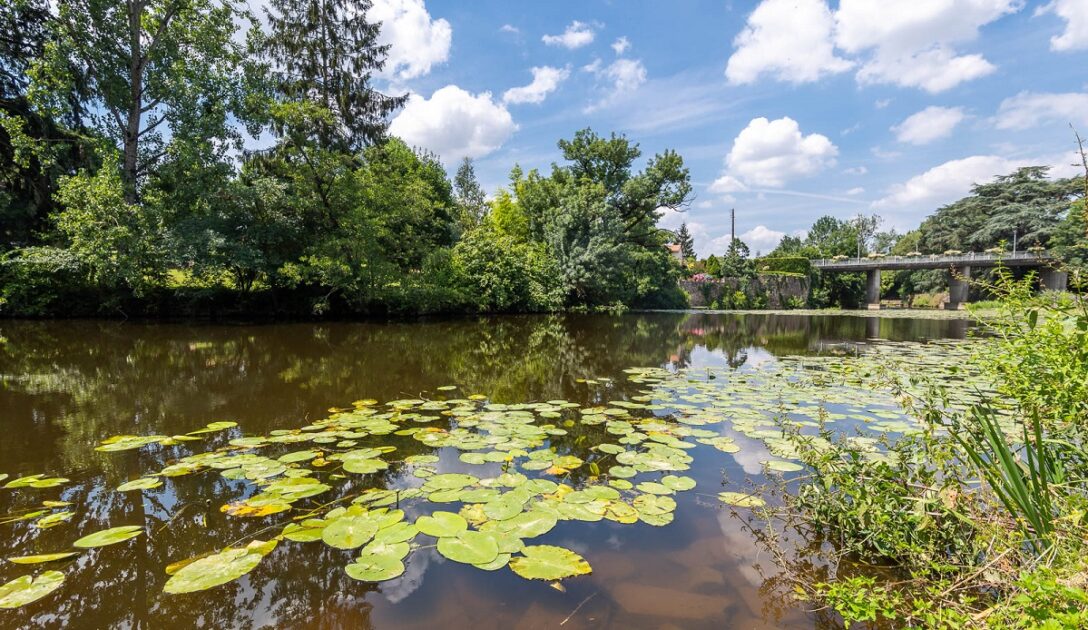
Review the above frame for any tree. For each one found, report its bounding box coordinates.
[454,157,487,230]
[263,0,406,150]
[677,222,695,259]
[850,213,882,256]
[720,237,753,278]
[34,0,251,201]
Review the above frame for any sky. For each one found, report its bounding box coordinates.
[277,0,1088,258]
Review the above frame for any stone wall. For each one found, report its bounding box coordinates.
[680,274,810,309]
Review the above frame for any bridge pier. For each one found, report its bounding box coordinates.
[1040,269,1068,292]
[865,269,881,309]
[946,265,971,310]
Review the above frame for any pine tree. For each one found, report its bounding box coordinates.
[677,222,696,259]
[264,0,407,150]
[454,157,487,228]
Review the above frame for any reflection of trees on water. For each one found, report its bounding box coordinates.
[0,313,970,628]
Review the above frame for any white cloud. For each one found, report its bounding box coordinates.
[993,91,1088,130]
[875,99,892,109]
[389,86,517,164]
[583,58,647,111]
[846,187,866,195]
[1036,0,1088,51]
[725,0,852,84]
[739,225,786,252]
[844,165,868,175]
[874,155,1021,209]
[500,24,519,34]
[892,106,965,144]
[835,0,1019,92]
[725,0,1020,92]
[611,36,631,55]
[369,0,452,80]
[542,21,595,49]
[708,175,748,195]
[502,66,570,104]
[719,116,838,188]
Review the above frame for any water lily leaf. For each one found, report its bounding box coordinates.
[416,512,467,538]
[483,495,525,521]
[4,474,69,489]
[187,421,238,435]
[509,545,592,581]
[341,458,388,475]
[763,460,803,472]
[221,501,291,518]
[373,522,418,545]
[96,435,167,452]
[34,511,75,529]
[73,525,144,548]
[322,514,379,549]
[117,477,162,492]
[635,481,674,496]
[163,539,275,594]
[345,554,405,582]
[359,540,411,561]
[7,552,80,565]
[474,553,512,571]
[0,571,64,608]
[661,475,696,491]
[278,449,319,464]
[436,530,499,565]
[281,520,325,542]
[499,510,558,539]
[718,492,766,507]
[426,473,478,490]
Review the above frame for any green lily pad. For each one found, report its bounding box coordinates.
[718,492,766,508]
[763,460,803,472]
[73,525,144,548]
[164,540,276,594]
[416,511,467,538]
[509,545,592,581]
[6,552,80,565]
[345,554,405,582]
[34,511,75,529]
[661,475,696,491]
[0,571,65,608]
[117,477,162,492]
[322,514,379,549]
[436,530,499,565]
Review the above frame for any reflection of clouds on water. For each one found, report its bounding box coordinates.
[740,347,776,369]
[383,545,438,604]
[719,425,774,476]
[715,508,765,589]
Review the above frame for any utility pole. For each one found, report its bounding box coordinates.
[1012,228,1018,253]
[730,208,735,247]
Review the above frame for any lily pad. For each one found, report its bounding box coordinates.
[416,511,468,538]
[164,540,276,594]
[436,530,499,565]
[0,571,65,608]
[117,477,162,492]
[345,554,405,582]
[6,552,80,565]
[73,525,144,548]
[322,514,379,549]
[509,545,592,581]
[718,492,766,508]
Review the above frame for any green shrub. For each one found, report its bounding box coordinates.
[756,256,811,275]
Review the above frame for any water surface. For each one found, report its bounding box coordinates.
[0,312,971,629]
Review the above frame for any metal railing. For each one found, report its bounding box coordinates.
[811,250,1052,269]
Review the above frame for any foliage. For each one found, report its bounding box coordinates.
[676,222,695,259]
[756,256,811,276]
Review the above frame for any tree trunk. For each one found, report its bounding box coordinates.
[123,0,144,203]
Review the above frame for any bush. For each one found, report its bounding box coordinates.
[756,256,811,275]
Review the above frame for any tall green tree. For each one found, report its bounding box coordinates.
[33,0,251,201]
[263,0,405,150]
[454,157,487,230]
[677,222,695,259]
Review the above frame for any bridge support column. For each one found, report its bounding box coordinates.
[866,268,881,310]
[1040,269,1068,292]
[946,265,971,310]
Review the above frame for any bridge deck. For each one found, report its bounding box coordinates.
[811,251,1054,272]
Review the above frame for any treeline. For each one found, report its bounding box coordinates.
[678,166,1086,308]
[0,0,689,318]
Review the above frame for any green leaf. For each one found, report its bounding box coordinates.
[163,540,276,594]
[509,545,592,581]
[0,571,65,608]
[7,552,80,565]
[34,511,75,529]
[416,511,467,538]
[117,477,162,492]
[718,492,766,508]
[436,531,499,565]
[73,525,144,548]
[321,514,379,549]
[345,554,405,582]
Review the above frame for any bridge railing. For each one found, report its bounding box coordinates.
[810,251,1049,269]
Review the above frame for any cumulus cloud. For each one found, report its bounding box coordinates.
[993,91,1088,130]
[725,0,852,84]
[389,86,516,164]
[542,21,595,49]
[611,36,631,55]
[369,0,452,80]
[717,117,838,188]
[583,57,647,111]
[500,24,519,34]
[708,175,748,195]
[1036,0,1088,51]
[846,187,865,195]
[892,106,965,144]
[873,155,1023,209]
[739,225,786,252]
[726,0,1020,92]
[502,66,570,104]
[844,165,868,175]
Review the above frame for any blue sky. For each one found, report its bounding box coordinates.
[343,0,1088,257]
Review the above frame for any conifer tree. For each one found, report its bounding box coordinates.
[677,222,695,259]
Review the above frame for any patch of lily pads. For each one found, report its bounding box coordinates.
[0,338,999,609]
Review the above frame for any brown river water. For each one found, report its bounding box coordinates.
[0,312,970,629]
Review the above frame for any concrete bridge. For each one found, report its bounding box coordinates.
[810,251,1068,309]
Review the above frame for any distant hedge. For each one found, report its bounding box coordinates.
[756,257,812,275]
